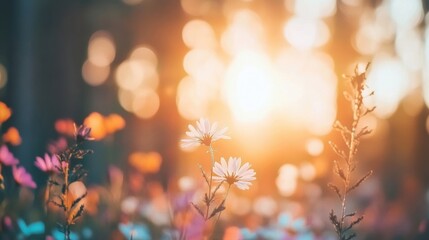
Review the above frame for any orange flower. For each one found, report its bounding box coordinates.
[0,102,11,124]
[3,127,21,146]
[129,152,162,174]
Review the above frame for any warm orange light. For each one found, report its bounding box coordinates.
[130,46,158,66]
[129,151,162,174]
[118,89,134,112]
[115,60,145,90]
[275,49,337,135]
[183,49,224,84]
[223,51,274,123]
[283,17,330,50]
[84,112,107,140]
[223,226,242,240]
[132,89,160,119]
[182,20,216,49]
[276,164,298,197]
[180,0,215,16]
[305,138,324,156]
[105,114,126,134]
[82,60,110,86]
[178,176,195,191]
[253,196,278,217]
[291,0,336,18]
[88,31,116,67]
[221,9,265,55]
[395,29,423,71]
[366,56,409,119]
[2,127,21,146]
[228,194,252,216]
[55,119,76,137]
[0,102,11,124]
[299,162,316,181]
[85,187,100,216]
[176,76,208,120]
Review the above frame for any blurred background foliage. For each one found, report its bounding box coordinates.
[1,0,429,239]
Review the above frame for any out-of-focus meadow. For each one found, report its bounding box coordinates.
[1,0,429,239]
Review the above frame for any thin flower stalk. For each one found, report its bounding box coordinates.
[181,118,230,221]
[328,64,374,240]
[205,145,215,219]
[212,183,231,233]
[210,157,255,237]
[182,119,255,239]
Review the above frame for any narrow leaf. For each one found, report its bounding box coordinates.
[198,164,209,186]
[328,183,342,200]
[71,192,87,210]
[356,126,372,138]
[329,209,341,234]
[208,200,225,219]
[72,205,85,222]
[204,193,210,205]
[191,202,204,217]
[345,216,364,231]
[347,170,373,193]
[49,199,65,210]
[363,106,376,116]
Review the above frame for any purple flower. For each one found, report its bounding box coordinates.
[0,145,19,166]
[74,124,94,142]
[35,153,60,173]
[12,165,36,189]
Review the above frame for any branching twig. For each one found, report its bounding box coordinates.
[328,63,374,240]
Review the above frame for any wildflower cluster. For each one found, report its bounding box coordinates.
[39,124,94,240]
[181,118,256,237]
[0,102,35,190]
[328,64,374,240]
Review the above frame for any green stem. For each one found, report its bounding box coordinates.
[212,184,231,239]
[205,145,215,219]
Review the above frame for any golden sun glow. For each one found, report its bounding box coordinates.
[223,51,275,123]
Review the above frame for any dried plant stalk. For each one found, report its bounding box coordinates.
[50,125,93,240]
[329,64,374,240]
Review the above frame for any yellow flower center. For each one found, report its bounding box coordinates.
[201,134,212,146]
[225,175,237,185]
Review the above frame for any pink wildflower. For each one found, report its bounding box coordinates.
[12,165,36,189]
[0,145,19,166]
[35,153,60,173]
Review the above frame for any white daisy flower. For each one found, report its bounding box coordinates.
[212,157,256,190]
[181,118,230,149]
